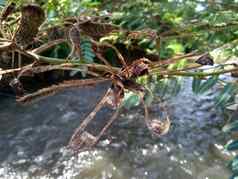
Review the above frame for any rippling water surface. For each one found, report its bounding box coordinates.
[0,79,233,179]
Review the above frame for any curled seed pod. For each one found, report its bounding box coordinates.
[68,25,81,58]
[130,58,150,77]
[69,26,81,44]
[121,58,151,78]
[107,82,124,109]
[77,20,120,40]
[0,2,16,22]
[148,117,171,137]
[14,4,45,49]
[69,131,96,151]
[9,78,24,97]
[195,54,214,66]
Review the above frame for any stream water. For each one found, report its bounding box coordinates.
[0,79,234,179]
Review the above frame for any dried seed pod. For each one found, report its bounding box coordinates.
[47,26,64,40]
[9,78,24,97]
[69,131,97,150]
[130,58,150,77]
[148,117,171,137]
[128,29,157,40]
[121,58,151,78]
[77,20,120,40]
[108,83,124,108]
[0,2,16,22]
[14,4,45,49]
[68,25,81,58]
[195,54,214,66]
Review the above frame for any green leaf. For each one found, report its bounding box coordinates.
[192,75,219,94]
[144,89,154,106]
[215,83,237,107]
[171,78,182,96]
[84,56,94,63]
[167,40,184,54]
[80,40,95,63]
[223,121,238,133]
[176,59,188,70]
[0,0,5,5]
[226,140,238,151]
[229,174,238,179]
[232,158,238,172]
[81,42,92,48]
[84,50,95,58]
[198,75,219,94]
[192,76,202,94]
[123,92,140,109]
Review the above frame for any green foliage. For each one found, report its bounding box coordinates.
[80,39,95,63]
[0,0,5,5]
[155,77,182,98]
[122,92,140,109]
[223,121,238,133]
[215,83,237,107]
[47,43,70,59]
[223,122,238,178]
[192,75,219,94]
[226,140,238,151]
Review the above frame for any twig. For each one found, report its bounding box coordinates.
[93,108,120,146]
[69,89,111,145]
[32,38,67,54]
[17,78,109,104]
[151,66,238,77]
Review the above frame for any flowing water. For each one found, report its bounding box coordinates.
[0,79,234,179]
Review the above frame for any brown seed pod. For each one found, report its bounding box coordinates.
[107,75,125,108]
[148,117,171,137]
[69,131,97,151]
[68,25,81,58]
[77,20,120,40]
[121,58,151,78]
[9,78,24,97]
[195,53,214,66]
[14,4,45,49]
[0,2,16,22]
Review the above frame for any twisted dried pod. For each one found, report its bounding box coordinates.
[69,131,97,151]
[195,53,214,66]
[76,20,120,40]
[9,78,24,97]
[148,117,171,137]
[14,4,45,49]
[17,78,108,104]
[120,58,151,78]
[0,2,16,22]
[68,25,81,58]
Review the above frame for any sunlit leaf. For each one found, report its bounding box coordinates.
[144,88,154,106]
[123,92,140,109]
[81,40,95,63]
[229,174,238,179]
[192,76,202,94]
[232,157,238,172]
[198,75,219,94]
[226,140,238,151]
[0,0,5,5]
[215,83,237,107]
[223,121,238,133]
[167,40,184,54]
